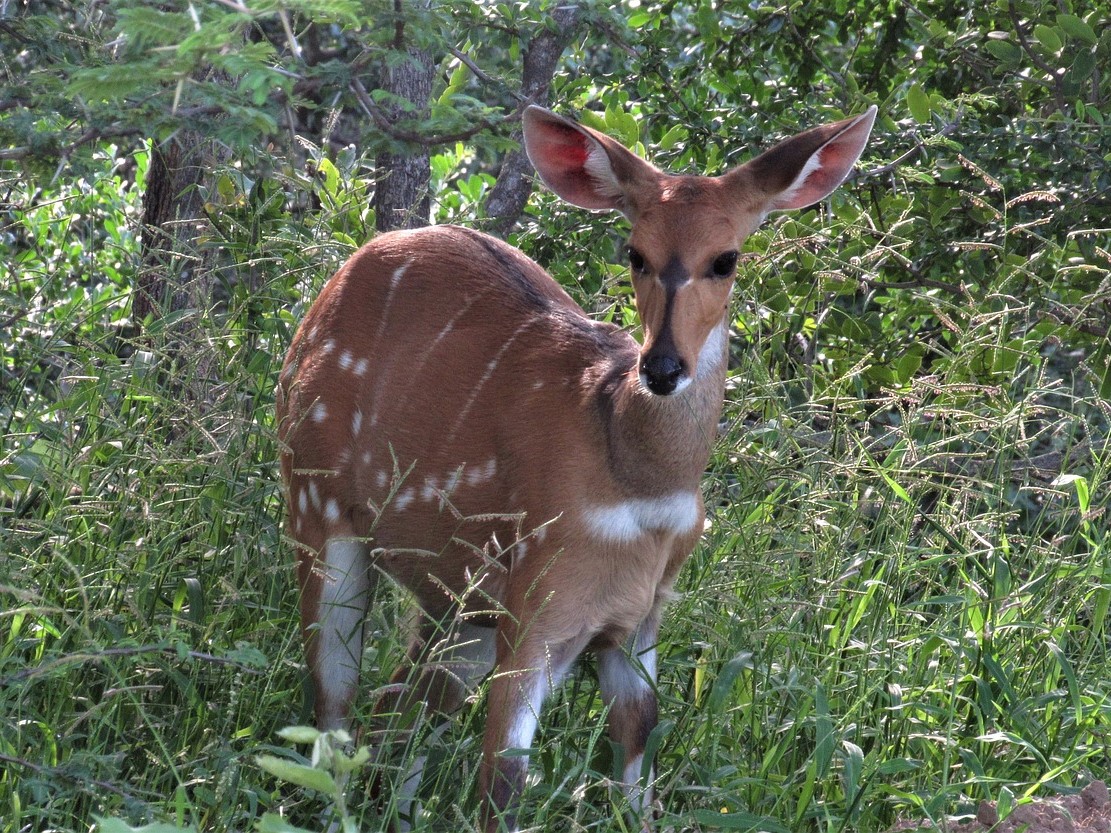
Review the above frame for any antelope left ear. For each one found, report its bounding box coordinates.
[739,106,878,213]
[522,106,662,217]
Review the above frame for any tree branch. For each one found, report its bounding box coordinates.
[484,3,585,237]
[854,110,963,182]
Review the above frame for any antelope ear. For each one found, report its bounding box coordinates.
[522,106,660,216]
[737,106,877,213]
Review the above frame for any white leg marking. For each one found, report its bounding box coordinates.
[317,538,370,729]
[598,637,658,814]
[505,673,546,751]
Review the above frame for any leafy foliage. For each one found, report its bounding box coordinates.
[2,1,1109,832]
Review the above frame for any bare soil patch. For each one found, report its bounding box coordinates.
[893,781,1111,833]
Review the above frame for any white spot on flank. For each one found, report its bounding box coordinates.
[353,357,369,377]
[312,401,328,423]
[420,476,440,502]
[375,470,388,490]
[308,480,322,511]
[351,409,363,436]
[361,451,372,466]
[394,487,415,512]
[320,339,336,356]
[532,380,544,390]
[465,457,498,488]
[324,498,341,523]
[298,488,308,515]
[582,492,702,543]
[338,349,354,370]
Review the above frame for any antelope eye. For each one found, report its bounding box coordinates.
[627,247,647,274]
[711,250,739,278]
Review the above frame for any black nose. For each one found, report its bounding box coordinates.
[641,353,684,396]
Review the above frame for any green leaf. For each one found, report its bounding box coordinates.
[907,83,931,124]
[879,466,912,504]
[1066,48,1097,85]
[316,157,339,199]
[983,39,1022,66]
[1057,13,1097,44]
[708,650,753,711]
[277,726,322,745]
[255,755,338,793]
[332,744,371,774]
[95,819,195,833]
[691,809,791,831]
[659,124,688,151]
[1033,24,1062,52]
[255,815,318,833]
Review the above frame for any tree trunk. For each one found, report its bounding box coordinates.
[374,43,435,232]
[484,4,584,238]
[135,129,230,403]
[136,130,216,322]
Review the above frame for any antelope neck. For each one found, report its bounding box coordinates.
[595,321,728,497]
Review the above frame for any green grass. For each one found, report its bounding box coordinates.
[2,159,1109,833]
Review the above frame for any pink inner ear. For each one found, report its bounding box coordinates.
[526,119,625,211]
[801,147,844,196]
[533,123,590,179]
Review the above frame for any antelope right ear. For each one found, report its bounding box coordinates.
[735,106,878,215]
[522,106,660,216]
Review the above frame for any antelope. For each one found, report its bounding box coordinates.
[276,104,876,831]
